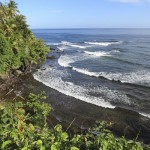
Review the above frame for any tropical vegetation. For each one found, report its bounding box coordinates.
[0,1,150,149]
[0,92,149,150]
[0,0,49,75]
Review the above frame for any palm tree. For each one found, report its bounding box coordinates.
[8,0,18,17]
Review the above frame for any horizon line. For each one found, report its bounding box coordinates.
[30,27,150,30]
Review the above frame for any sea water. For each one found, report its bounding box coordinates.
[32,28,150,118]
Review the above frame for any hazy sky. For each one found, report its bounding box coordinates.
[2,0,150,28]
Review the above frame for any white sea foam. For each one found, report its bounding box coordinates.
[90,86,130,104]
[85,41,122,46]
[72,67,99,77]
[57,46,67,51]
[84,51,110,57]
[139,112,150,119]
[33,66,150,117]
[70,44,89,49]
[33,67,115,108]
[61,41,72,45]
[58,55,74,67]
[46,42,60,46]
[110,50,120,53]
[61,41,90,49]
[72,67,150,86]
[66,82,74,86]
[58,54,89,68]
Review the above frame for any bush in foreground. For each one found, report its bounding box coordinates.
[0,92,149,150]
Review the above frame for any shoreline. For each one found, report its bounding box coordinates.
[1,48,150,144]
[11,71,150,144]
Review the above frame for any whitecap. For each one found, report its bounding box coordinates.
[58,55,74,67]
[84,51,110,57]
[110,50,120,53]
[70,44,89,49]
[61,41,72,45]
[61,41,90,49]
[72,67,99,77]
[33,67,115,108]
[72,67,150,86]
[85,41,122,46]
[139,112,150,119]
[66,81,74,86]
[58,54,89,68]
[57,46,67,51]
[46,42,60,46]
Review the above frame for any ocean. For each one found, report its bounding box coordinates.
[32,28,150,119]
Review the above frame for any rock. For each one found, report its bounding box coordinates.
[56,50,63,53]
[41,68,46,70]
[50,47,55,50]
[14,70,22,76]
[46,55,56,59]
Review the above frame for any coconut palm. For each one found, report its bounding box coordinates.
[8,0,18,17]
[0,0,49,75]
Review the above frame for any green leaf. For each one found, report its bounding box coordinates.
[15,102,24,108]
[2,117,9,123]
[135,142,143,150]
[17,108,25,114]
[1,140,12,149]
[54,124,62,132]
[102,140,108,150]
[29,123,35,130]
[51,144,57,150]
[11,131,18,140]
[36,140,43,146]
[61,132,68,140]
[40,146,45,150]
[71,146,79,150]
[21,147,28,150]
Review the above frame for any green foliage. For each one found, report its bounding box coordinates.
[0,92,52,150]
[0,33,13,73]
[0,92,149,150]
[0,0,49,75]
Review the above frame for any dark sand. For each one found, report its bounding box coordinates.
[11,73,150,144]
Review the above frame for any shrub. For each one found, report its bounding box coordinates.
[0,93,149,150]
[0,33,13,73]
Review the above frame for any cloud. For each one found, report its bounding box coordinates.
[111,0,150,3]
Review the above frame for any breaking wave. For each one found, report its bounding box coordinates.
[139,112,150,119]
[58,55,74,67]
[84,51,110,57]
[72,67,99,77]
[57,46,67,51]
[85,41,122,46]
[61,41,90,49]
[61,41,72,45]
[58,54,89,68]
[46,42,60,46]
[33,67,116,108]
[72,67,150,86]
[70,44,89,49]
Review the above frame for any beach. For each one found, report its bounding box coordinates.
[22,28,150,144]
[2,28,150,143]
[9,71,148,144]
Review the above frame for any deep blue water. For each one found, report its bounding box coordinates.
[32,28,150,118]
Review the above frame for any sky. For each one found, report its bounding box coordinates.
[1,0,150,28]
